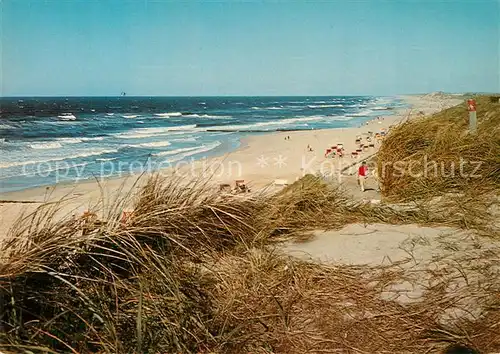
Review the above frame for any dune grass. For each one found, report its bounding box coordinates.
[378,96,500,202]
[2,96,500,352]
[1,173,499,353]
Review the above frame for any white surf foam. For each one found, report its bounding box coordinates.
[160,141,222,163]
[153,146,201,157]
[307,104,344,108]
[123,115,140,119]
[32,136,104,147]
[115,125,198,139]
[57,137,83,144]
[129,141,171,148]
[29,142,63,150]
[154,112,182,117]
[345,109,373,117]
[171,137,198,143]
[215,115,327,131]
[0,149,118,168]
[81,137,105,141]
[0,124,14,129]
[182,114,231,119]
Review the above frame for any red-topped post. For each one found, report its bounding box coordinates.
[467,99,477,133]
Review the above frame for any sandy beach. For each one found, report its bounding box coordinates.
[0,94,464,240]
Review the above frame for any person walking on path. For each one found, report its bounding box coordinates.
[358,161,368,192]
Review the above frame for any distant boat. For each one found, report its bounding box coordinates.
[58,113,76,120]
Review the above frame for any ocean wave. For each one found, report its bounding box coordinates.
[129,141,172,148]
[82,136,105,141]
[207,115,327,131]
[0,149,118,168]
[372,106,390,111]
[182,114,231,119]
[154,112,182,118]
[153,146,201,157]
[345,109,373,117]
[29,136,104,147]
[57,137,83,144]
[29,142,63,150]
[115,125,198,139]
[252,106,285,110]
[123,114,140,119]
[0,124,14,129]
[307,104,344,108]
[158,141,222,162]
[171,137,198,143]
[37,162,89,174]
[96,157,117,162]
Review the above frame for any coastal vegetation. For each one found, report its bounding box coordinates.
[1,97,499,353]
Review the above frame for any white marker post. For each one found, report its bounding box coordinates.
[467,99,477,134]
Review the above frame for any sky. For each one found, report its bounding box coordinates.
[1,0,499,96]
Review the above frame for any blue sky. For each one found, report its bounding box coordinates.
[2,0,499,96]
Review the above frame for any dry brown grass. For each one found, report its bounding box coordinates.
[378,96,500,202]
[207,250,500,353]
[1,173,499,353]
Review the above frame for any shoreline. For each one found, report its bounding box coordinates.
[0,94,464,239]
[0,101,404,200]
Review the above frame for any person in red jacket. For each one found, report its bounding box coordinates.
[358,161,368,192]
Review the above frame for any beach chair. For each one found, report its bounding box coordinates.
[363,146,369,152]
[235,180,250,193]
[324,148,332,158]
[219,183,231,192]
[351,151,359,158]
[369,143,375,148]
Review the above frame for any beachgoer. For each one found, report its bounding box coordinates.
[358,161,368,192]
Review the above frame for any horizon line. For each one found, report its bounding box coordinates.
[0,91,479,99]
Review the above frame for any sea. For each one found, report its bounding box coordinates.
[0,96,405,193]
